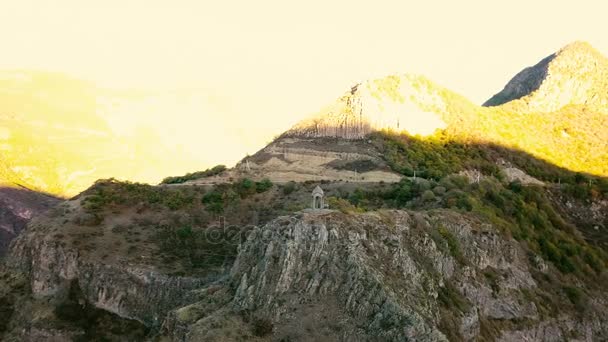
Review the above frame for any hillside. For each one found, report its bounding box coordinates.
[1,153,607,340]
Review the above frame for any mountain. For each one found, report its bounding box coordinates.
[0,42,607,341]
[191,59,605,186]
[484,41,608,112]
[0,71,158,197]
[183,74,496,187]
[0,71,250,198]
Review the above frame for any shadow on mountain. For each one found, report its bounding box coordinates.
[373,130,604,182]
[483,53,555,106]
[0,186,60,256]
[371,131,608,248]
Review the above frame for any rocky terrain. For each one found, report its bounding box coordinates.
[1,180,606,341]
[163,209,607,341]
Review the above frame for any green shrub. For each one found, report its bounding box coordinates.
[82,179,194,212]
[563,286,586,311]
[236,178,256,197]
[282,181,297,195]
[255,178,273,193]
[422,190,436,201]
[327,196,364,214]
[202,190,224,214]
[176,226,194,239]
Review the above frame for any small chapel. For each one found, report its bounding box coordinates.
[311,185,325,210]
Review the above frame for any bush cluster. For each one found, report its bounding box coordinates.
[200,178,273,214]
[82,179,195,213]
[161,165,226,184]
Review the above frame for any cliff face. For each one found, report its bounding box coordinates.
[163,210,607,341]
[0,192,224,340]
[8,237,209,326]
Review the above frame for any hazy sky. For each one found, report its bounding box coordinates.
[1,0,607,165]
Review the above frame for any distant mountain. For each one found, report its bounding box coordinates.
[0,71,210,197]
[484,41,608,112]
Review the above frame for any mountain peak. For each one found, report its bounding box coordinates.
[285,74,456,139]
[484,41,608,111]
[556,40,599,57]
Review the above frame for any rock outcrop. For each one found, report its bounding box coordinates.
[0,194,223,340]
[162,210,607,341]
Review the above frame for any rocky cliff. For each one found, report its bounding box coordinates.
[164,209,607,341]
